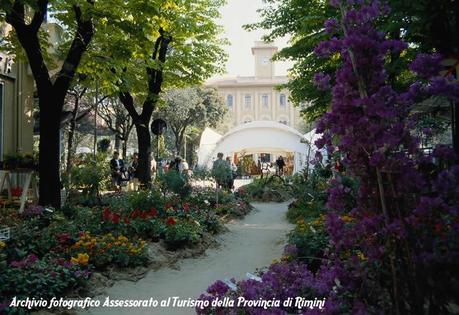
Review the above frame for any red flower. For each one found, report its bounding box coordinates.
[11,187,23,197]
[131,208,141,219]
[112,213,121,224]
[166,217,176,226]
[150,208,158,217]
[124,217,131,225]
[140,211,148,219]
[102,208,111,221]
[183,203,190,212]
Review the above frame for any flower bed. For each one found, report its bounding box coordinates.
[0,185,253,313]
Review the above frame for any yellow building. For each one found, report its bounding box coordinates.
[0,50,35,158]
[206,41,302,131]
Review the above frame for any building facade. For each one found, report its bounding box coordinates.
[206,41,301,132]
[198,42,310,174]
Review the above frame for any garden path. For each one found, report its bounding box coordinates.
[82,201,293,315]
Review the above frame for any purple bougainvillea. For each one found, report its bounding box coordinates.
[313,0,459,313]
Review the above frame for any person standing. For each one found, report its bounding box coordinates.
[225,157,237,190]
[212,153,231,189]
[110,151,125,190]
[276,155,286,176]
[128,153,139,179]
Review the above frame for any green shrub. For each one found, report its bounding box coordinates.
[240,176,292,202]
[69,153,111,199]
[164,217,203,250]
[288,216,329,272]
[157,171,191,198]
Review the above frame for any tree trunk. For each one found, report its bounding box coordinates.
[39,97,62,208]
[135,122,152,186]
[114,116,121,153]
[66,96,79,178]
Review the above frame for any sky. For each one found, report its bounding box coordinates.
[213,0,293,79]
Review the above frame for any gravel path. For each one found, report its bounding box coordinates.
[82,201,293,315]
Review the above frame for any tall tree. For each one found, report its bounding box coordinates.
[82,0,226,186]
[158,87,227,156]
[1,0,95,208]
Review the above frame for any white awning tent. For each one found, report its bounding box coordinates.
[197,121,317,173]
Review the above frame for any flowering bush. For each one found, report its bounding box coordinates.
[197,261,345,315]
[70,232,148,269]
[0,255,89,313]
[311,0,459,312]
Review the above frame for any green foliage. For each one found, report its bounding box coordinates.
[69,153,111,199]
[156,170,191,198]
[157,87,227,154]
[97,138,111,153]
[240,176,293,202]
[288,215,328,272]
[164,218,203,250]
[1,153,38,170]
[79,0,227,98]
[211,159,232,186]
[107,190,165,214]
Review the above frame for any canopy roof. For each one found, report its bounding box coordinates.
[198,121,311,168]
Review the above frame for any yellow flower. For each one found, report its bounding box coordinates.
[71,253,90,265]
[357,251,366,261]
[0,241,5,249]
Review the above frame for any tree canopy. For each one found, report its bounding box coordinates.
[157,87,227,156]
